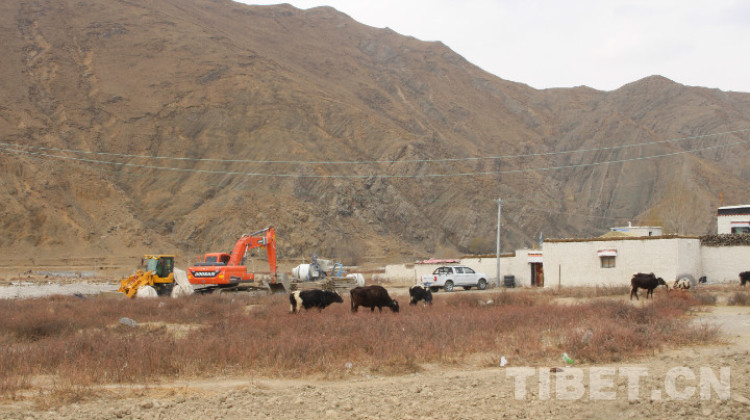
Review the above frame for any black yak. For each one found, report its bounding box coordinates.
[409,286,433,306]
[630,273,668,300]
[350,286,399,313]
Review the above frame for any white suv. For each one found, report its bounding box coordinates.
[420,265,488,292]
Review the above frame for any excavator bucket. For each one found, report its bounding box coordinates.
[265,274,290,294]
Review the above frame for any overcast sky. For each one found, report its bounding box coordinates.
[238,0,750,93]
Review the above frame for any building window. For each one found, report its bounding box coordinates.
[597,249,617,267]
[600,256,616,268]
[731,226,750,234]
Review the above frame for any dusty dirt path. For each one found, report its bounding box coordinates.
[2,299,750,420]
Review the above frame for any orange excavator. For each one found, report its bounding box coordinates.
[187,227,286,293]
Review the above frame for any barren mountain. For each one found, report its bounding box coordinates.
[2,0,750,266]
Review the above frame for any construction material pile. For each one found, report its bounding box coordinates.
[290,273,365,292]
[701,233,750,246]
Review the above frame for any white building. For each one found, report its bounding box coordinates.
[543,236,698,287]
[538,206,750,287]
[542,234,750,287]
[608,222,662,237]
[378,208,750,288]
[380,249,544,288]
[717,205,750,234]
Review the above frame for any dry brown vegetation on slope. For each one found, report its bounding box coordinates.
[1,0,750,264]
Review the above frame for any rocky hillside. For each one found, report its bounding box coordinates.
[2,0,750,265]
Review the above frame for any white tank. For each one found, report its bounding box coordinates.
[346,273,365,287]
[292,264,312,281]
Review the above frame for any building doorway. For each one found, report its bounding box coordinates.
[530,263,544,287]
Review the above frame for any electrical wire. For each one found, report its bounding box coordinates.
[0,128,746,165]
[0,135,747,178]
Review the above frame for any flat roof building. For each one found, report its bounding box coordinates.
[717,205,750,234]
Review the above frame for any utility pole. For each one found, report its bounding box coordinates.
[495,198,502,287]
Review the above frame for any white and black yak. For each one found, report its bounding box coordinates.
[289,289,343,313]
[673,278,691,290]
[630,272,668,300]
[350,285,399,313]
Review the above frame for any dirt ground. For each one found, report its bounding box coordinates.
[1,288,750,420]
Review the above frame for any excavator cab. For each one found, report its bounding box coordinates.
[119,255,176,298]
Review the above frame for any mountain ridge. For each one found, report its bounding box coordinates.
[1,0,749,266]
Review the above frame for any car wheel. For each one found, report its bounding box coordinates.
[430,286,440,293]
[463,286,471,290]
[444,280,454,292]
[477,279,487,290]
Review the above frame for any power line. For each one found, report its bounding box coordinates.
[513,202,651,222]
[0,128,746,165]
[1,136,748,179]
[495,138,749,175]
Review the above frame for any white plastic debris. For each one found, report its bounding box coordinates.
[500,356,508,367]
[171,268,194,298]
[136,285,158,298]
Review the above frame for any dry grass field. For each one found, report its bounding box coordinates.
[1,286,723,398]
[2,284,750,419]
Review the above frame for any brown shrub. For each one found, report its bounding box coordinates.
[693,292,718,306]
[727,292,750,306]
[548,286,631,298]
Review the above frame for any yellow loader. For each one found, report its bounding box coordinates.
[118,255,175,298]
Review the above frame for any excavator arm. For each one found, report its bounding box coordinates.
[228,227,277,282]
